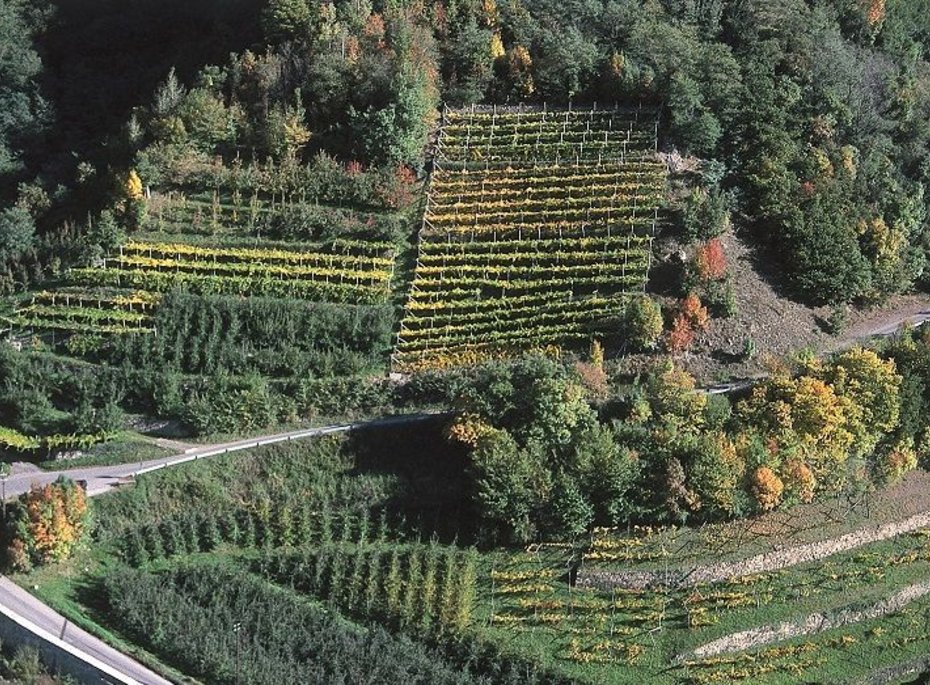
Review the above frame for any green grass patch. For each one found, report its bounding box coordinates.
[36,433,177,470]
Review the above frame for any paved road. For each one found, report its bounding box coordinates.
[0,412,440,684]
[0,577,171,685]
[702,309,930,396]
[2,413,439,501]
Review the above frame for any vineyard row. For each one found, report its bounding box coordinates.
[401,295,625,329]
[120,240,394,265]
[106,254,392,285]
[71,267,390,304]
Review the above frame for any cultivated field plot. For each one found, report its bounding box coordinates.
[4,156,413,367]
[479,522,930,683]
[20,432,930,685]
[72,240,395,304]
[5,238,395,342]
[395,106,666,372]
[2,287,159,336]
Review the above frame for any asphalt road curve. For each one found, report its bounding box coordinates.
[3,413,440,501]
[0,412,440,684]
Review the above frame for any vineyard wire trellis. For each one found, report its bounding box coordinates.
[393,103,665,373]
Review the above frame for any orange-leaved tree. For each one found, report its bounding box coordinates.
[681,293,710,331]
[666,294,709,353]
[666,313,695,353]
[694,238,727,282]
[751,466,784,511]
[7,478,89,570]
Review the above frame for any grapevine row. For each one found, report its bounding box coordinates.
[401,296,624,329]
[395,105,664,371]
[418,234,652,255]
[121,240,394,266]
[107,254,391,286]
[71,267,389,304]
[400,303,624,342]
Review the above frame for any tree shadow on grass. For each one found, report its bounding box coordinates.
[346,417,475,544]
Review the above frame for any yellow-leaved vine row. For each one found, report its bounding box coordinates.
[394,105,664,372]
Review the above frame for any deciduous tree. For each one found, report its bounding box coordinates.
[8,478,89,568]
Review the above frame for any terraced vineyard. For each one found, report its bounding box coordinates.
[394,106,666,372]
[4,239,395,340]
[73,240,395,304]
[479,507,930,683]
[3,288,159,336]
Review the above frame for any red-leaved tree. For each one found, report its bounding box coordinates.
[694,238,727,282]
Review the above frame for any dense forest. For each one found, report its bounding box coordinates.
[3,0,930,298]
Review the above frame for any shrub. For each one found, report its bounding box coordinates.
[682,186,729,242]
[574,361,609,401]
[877,440,918,484]
[681,293,710,331]
[623,295,663,350]
[373,165,417,209]
[666,295,708,353]
[7,478,89,568]
[826,304,850,335]
[445,414,494,447]
[666,314,695,353]
[782,458,816,503]
[705,279,738,318]
[694,238,727,281]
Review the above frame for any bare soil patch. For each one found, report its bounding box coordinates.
[622,229,930,384]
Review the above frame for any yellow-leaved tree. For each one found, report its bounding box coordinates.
[125,169,143,200]
[7,478,89,571]
[738,371,855,485]
[647,363,707,434]
[823,347,901,459]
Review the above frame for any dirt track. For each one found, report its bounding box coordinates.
[632,228,930,383]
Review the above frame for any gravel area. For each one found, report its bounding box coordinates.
[619,228,930,384]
